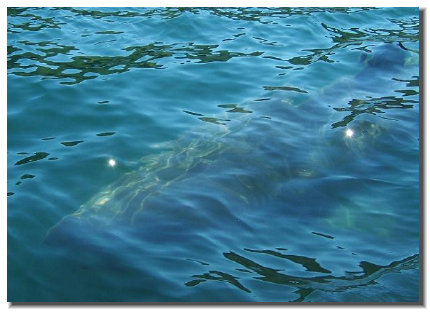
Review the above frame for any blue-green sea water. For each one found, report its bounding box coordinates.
[7,7,420,302]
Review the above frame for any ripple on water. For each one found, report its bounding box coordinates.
[7,7,419,302]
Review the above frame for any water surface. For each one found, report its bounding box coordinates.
[7,7,419,302]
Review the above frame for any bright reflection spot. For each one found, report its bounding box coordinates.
[345,128,354,138]
[108,159,116,167]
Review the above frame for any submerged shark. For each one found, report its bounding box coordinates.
[44,42,418,299]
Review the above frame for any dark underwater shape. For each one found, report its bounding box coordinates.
[44,42,410,234]
[7,6,420,302]
[42,41,419,301]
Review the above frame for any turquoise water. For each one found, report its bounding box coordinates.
[7,7,420,302]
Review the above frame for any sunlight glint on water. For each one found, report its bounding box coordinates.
[7,7,419,302]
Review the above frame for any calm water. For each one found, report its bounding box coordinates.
[7,7,420,302]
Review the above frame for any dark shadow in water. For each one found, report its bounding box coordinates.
[96,132,115,137]
[185,270,251,293]
[287,16,418,67]
[206,7,373,24]
[185,250,419,302]
[198,116,230,125]
[14,152,49,166]
[8,7,417,86]
[20,174,35,180]
[218,104,253,114]
[7,8,65,33]
[331,93,418,128]
[263,86,308,93]
[7,40,263,85]
[243,248,332,274]
[65,7,202,20]
[61,140,84,147]
[33,7,374,25]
